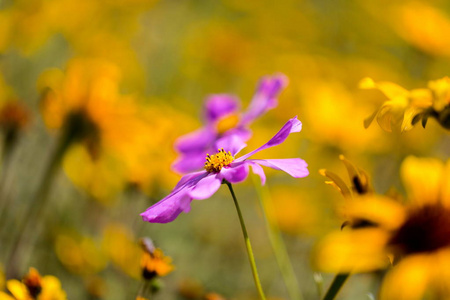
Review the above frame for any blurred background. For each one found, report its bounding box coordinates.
[0,0,449,299]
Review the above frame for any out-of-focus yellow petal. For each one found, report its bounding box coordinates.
[6,280,28,300]
[359,77,409,100]
[345,195,406,231]
[0,292,15,300]
[393,2,450,58]
[40,276,67,300]
[401,106,424,132]
[314,228,390,273]
[380,254,432,300]
[401,156,444,206]
[319,169,351,199]
[428,77,450,111]
[377,100,408,132]
[102,223,141,279]
[442,160,450,207]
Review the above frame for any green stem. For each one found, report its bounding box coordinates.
[226,182,266,300]
[5,131,72,278]
[322,273,350,300]
[252,177,304,300]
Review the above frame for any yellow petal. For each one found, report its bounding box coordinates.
[380,254,432,300]
[442,160,450,207]
[401,156,444,206]
[6,280,28,300]
[314,228,390,273]
[359,78,409,100]
[0,292,15,300]
[319,169,351,199]
[345,195,406,231]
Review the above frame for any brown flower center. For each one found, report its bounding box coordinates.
[389,204,450,255]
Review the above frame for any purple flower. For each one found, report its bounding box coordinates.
[172,74,288,174]
[141,117,308,223]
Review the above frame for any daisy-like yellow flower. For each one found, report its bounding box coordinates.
[139,238,174,280]
[315,156,450,299]
[0,268,66,300]
[360,77,450,131]
[38,58,154,202]
[320,155,374,229]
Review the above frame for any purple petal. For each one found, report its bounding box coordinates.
[141,172,207,223]
[220,163,250,183]
[141,192,192,223]
[250,158,309,178]
[204,94,240,124]
[188,174,222,199]
[214,134,247,156]
[236,117,302,161]
[175,127,216,154]
[249,162,266,185]
[241,74,288,125]
[172,153,209,174]
[173,171,208,191]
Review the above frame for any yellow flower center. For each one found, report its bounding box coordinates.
[216,114,239,135]
[204,149,234,173]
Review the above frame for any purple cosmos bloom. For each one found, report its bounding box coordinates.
[172,73,288,174]
[141,116,308,223]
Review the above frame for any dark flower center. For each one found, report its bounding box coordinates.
[389,204,450,255]
[63,109,102,159]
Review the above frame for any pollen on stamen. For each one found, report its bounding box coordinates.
[204,148,234,173]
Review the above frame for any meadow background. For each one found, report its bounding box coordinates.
[0,0,449,299]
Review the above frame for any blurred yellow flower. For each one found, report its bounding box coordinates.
[140,248,174,280]
[38,58,159,202]
[102,223,141,279]
[361,76,450,131]
[315,156,450,299]
[0,268,66,300]
[300,80,387,151]
[54,231,107,276]
[393,1,450,58]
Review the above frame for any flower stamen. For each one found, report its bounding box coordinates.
[204,148,234,173]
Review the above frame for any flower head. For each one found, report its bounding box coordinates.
[360,77,450,131]
[0,268,67,300]
[315,156,450,299]
[172,74,288,174]
[141,117,308,223]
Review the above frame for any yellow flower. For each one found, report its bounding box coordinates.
[361,77,450,131]
[315,156,450,299]
[38,58,156,202]
[0,268,66,300]
[320,155,379,230]
[54,231,107,276]
[102,223,141,279]
[141,245,174,280]
[392,1,450,58]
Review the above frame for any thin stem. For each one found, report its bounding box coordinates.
[252,177,304,300]
[5,131,72,278]
[226,182,266,300]
[322,273,350,300]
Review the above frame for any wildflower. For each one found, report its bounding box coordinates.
[140,243,174,280]
[315,156,450,299]
[38,58,153,201]
[142,116,308,223]
[172,74,288,174]
[102,223,142,279]
[320,155,375,229]
[360,77,450,131]
[54,231,107,276]
[0,268,66,300]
